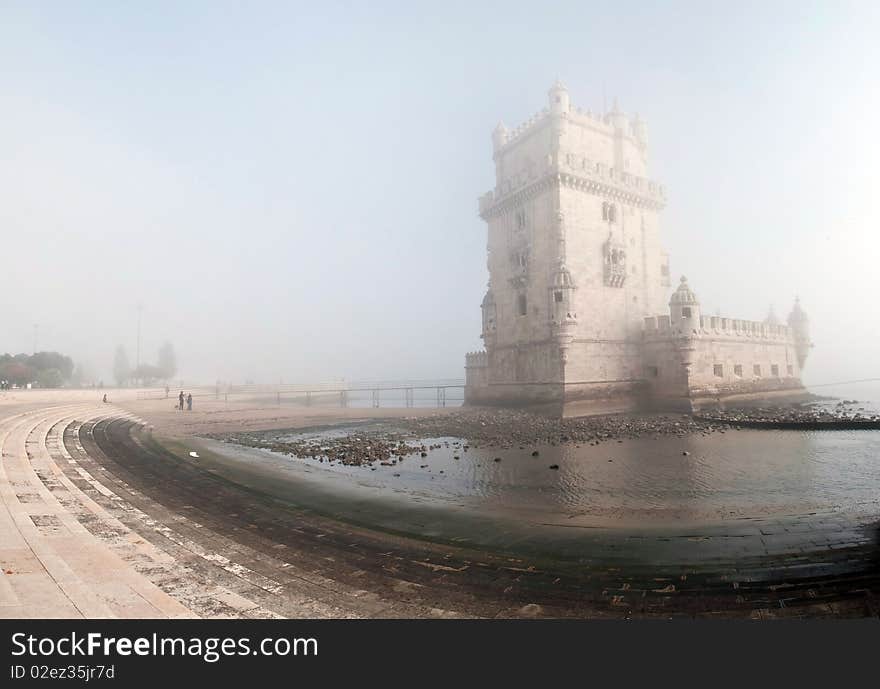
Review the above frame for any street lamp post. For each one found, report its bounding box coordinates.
[136,303,143,386]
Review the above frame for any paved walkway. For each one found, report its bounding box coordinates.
[0,398,451,619]
[0,400,300,618]
[0,402,193,617]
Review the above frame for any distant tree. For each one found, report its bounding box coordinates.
[131,364,164,385]
[36,368,64,388]
[0,361,34,386]
[30,352,74,380]
[113,346,131,387]
[157,342,177,380]
[130,364,165,385]
[0,351,76,387]
[70,362,95,388]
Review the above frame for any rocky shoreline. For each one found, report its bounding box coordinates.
[695,400,880,429]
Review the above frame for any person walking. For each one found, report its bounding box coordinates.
[186,393,192,411]
[178,390,185,411]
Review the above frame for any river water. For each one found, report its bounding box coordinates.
[207,384,880,531]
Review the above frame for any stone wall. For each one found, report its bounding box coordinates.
[641,316,805,410]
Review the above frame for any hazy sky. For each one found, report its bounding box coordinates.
[1,1,878,385]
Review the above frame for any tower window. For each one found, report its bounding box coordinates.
[681,307,692,318]
[602,201,617,223]
[518,294,527,316]
[714,364,723,378]
[753,364,762,377]
[554,291,563,303]
[515,209,526,230]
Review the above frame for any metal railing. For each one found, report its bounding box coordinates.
[137,379,466,408]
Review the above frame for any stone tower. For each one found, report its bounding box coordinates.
[473,82,670,413]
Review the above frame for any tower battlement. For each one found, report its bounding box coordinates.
[481,81,664,220]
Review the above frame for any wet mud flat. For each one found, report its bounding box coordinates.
[697,399,880,430]
[212,408,736,465]
[210,404,880,478]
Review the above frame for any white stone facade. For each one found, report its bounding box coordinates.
[465,82,811,414]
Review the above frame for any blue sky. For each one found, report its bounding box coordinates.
[1,1,878,384]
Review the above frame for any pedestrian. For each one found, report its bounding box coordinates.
[186,393,192,411]
[102,393,108,403]
[178,390,185,411]
[165,385,170,399]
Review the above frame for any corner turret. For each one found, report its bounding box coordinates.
[787,297,812,369]
[631,112,648,148]
[548,79,570,114]
[605,98,627,131]
[481,288,497,349]
[492,121,508,151]
[669,276,701,333]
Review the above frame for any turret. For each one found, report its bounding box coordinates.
[787,297,812,369]
[480,288,497,348]
[606,98,627,131]
[548,265,576,362]
[764,305,779,326]
[548,79,570,114]
[492,121,508,151]
[669,276,701,334]
[631,112,648,148]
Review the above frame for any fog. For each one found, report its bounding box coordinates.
[2,1,878,386]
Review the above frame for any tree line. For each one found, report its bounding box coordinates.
[0,351,75,388]
[113,341,177,386]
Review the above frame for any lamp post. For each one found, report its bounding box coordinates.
[136,303,143,385]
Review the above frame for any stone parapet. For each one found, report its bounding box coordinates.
[479,164,665,218]
[465,351,488,369]
[642,315,793,342]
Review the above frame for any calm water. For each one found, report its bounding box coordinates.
[809,381,880,414]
